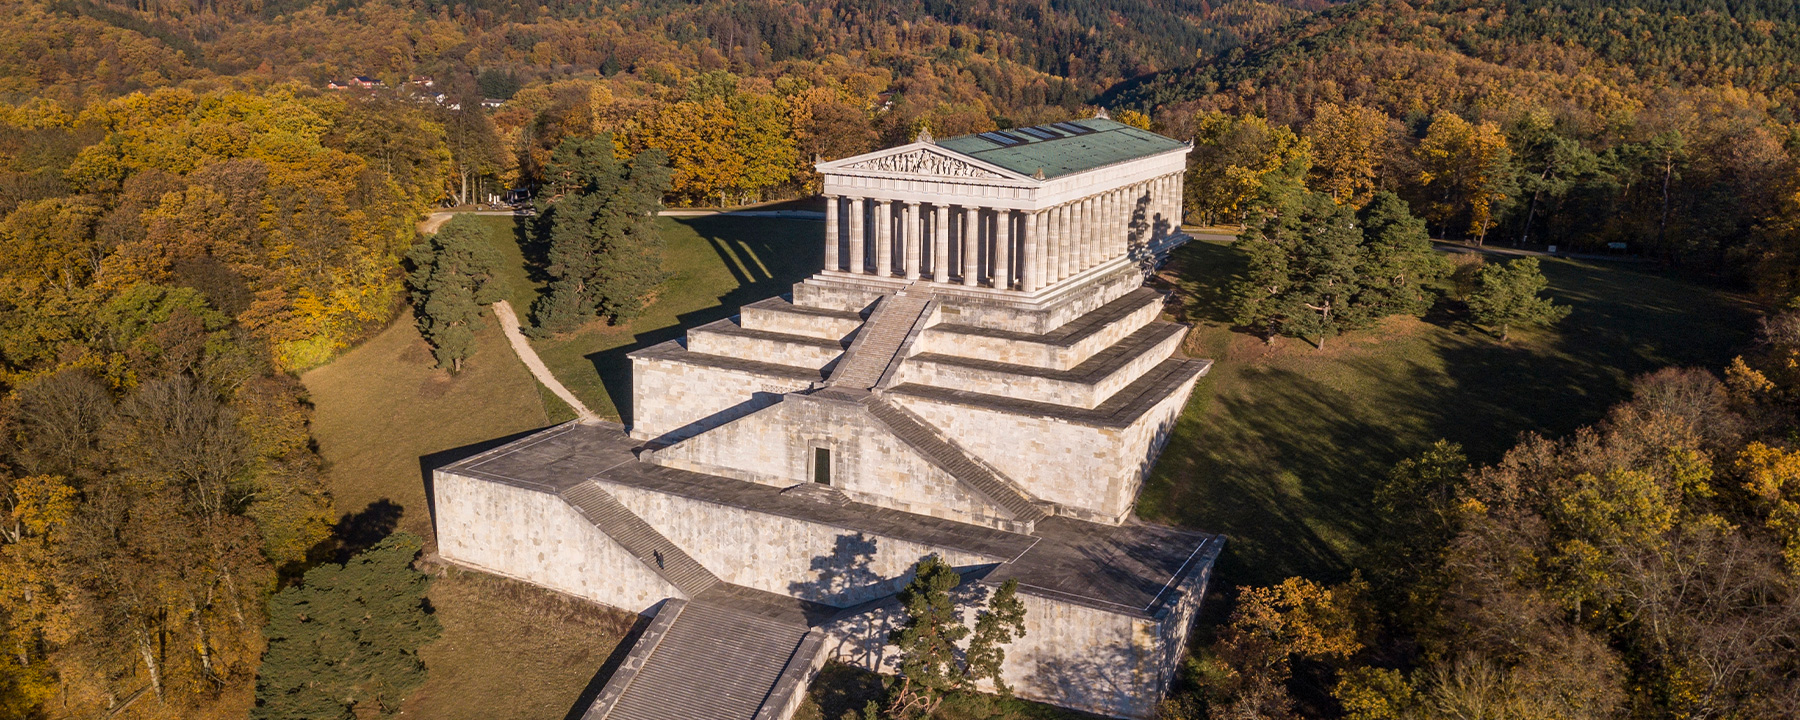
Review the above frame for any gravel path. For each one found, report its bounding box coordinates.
[491,300,599,423]
[417,212,600,423]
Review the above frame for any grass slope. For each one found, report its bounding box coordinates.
[1142,239,1759,586]
[301,311,550,542]
[303,310,633,719]
[468,213,822,423]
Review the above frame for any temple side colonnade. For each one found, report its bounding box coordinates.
[822,173,1184,293]
[814,117,1191,296]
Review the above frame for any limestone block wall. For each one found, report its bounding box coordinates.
[739,302,865,341]
[648,397,1018,529]
[912,295,1160,371]
[433,472,680,611]
[821,588,1194,719]
[932,264,1143,334]
[629,354,814,443]
[599,479,1002,607]
[685,323,846,370]
[896,328,1180,409]
[892,373,1199,523]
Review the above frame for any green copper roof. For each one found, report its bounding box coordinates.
[935,118,1187,180]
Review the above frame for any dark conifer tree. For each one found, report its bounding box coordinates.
[406,215,502,372]
[532,134,672,334]
[1353,191,1449,322]
[254,532,440,720]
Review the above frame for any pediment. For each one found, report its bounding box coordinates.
[820,143,1028,182]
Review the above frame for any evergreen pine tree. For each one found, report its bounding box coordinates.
[883,556,1028,718]
[1352,191,1448,321]
[532,135,673,334]
[963,578,1027,696]
[254,532,441,720]
[1230,189,1363,349]
[1467,257,1570,341]
[407,215,502,371]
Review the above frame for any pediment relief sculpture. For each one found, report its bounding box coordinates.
[844,149,1007,179]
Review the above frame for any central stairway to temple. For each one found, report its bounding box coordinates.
[826,290,932,390]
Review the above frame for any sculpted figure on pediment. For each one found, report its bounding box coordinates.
[845,149,1006,179]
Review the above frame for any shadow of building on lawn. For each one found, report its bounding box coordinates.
[586,216,823,427]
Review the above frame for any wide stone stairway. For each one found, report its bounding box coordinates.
[584,598,823,720]
[561,482,721,596]
[827,290,932,390]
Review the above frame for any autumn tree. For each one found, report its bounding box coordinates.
[1305,103,1393,206]
[532,134,673,333]
[1192,576,1368,719]
[883,555,1027,718]
[1414,112,1516,245]
[442,92,505,206]
[1467,257,1568,341]
[254,532,441,720]
[407,215,504,371]
[1186,112,1313,226]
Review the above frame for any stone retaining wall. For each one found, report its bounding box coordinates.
[433,472,680,612]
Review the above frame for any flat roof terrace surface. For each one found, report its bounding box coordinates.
[439,422,1222,619]
[985,517,1223,619]
[935,118,1188,179]
[440,421,638,494]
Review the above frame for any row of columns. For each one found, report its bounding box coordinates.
[823,173,1183,293]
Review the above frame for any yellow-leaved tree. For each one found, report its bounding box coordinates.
[1414,112,1514,245]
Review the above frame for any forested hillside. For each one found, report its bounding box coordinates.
[1115,0,1800,297]
[4,0,1800,718]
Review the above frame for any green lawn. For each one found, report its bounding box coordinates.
[302,310,632,720]
[1139,239,1759,587]
[469,213,822,422]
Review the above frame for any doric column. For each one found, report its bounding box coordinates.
[932,205,949,283]
[1157,175,1172,237]
[873,200,892,276]
[1108,188,1123,259]
[904,202,921,279]
[1072,197,1087,273]
[824,194,840,271]
[1022,211,1040,293]
[1094,189,1108,262]
[1166,172,1180,232]
[996,210,1014,289]
[1055,203,1071,281]
[961,206,978,287]
[1159,175,1173,237]
[847,197,865,274]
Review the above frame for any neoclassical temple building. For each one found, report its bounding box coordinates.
[432,116,1222,720]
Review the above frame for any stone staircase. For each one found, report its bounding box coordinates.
[561,482,721,596]
[585,599,823,720]
[827,291,932,390]
[863,398,1047,527]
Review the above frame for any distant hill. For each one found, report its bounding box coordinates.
[1113,0,1800,122]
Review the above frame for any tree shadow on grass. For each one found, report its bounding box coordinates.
[585,215,823,427]
[1143,250,1760,590]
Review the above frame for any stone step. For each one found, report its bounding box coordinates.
[899,321,1186,409]
[913,288,1165,371]
[738,296,867,341]
[586,598,821,720]
[686,319,849,371]
[863,397,1046,526]
[561,483,721,596]
[827,292,933,390]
